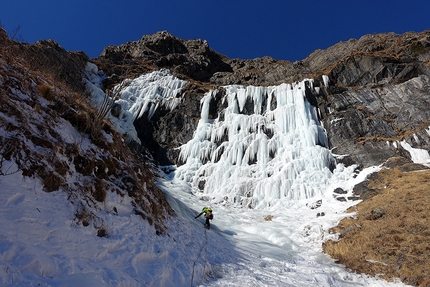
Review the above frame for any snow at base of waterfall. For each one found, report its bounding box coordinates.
[0,162,407,287]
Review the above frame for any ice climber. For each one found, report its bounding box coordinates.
[195,206,213,229]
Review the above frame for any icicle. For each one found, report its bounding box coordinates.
[200,91,213,123]
[237,88,247,112]
[322,75,330,87]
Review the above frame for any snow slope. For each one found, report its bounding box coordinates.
[0,160,406,287]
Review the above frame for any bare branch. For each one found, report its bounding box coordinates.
[0,142,19,176]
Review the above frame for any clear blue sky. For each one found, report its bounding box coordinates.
[1,1,430,61]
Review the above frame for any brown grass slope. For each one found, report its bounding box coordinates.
[0,28,173,236]
[324,162,430,286]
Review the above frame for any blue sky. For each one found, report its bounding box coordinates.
[1,1,430,61]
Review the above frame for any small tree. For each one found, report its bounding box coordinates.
[0,20,24,42]
[0,140,19,176]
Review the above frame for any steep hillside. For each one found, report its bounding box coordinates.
[324,162,430,286]
[0,28,173,235]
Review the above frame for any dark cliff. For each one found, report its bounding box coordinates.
[93,30,430,169]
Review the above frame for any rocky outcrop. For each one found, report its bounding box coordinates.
[210,57,310,86]
[304,32,430,76]
[93,30,430,168]
[95,31,309,87]
[97,31,232,83]
[0,29,89,93]
[312,31,430,166]
[321,75,430,167]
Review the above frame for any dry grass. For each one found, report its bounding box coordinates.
[355,126,425,146]
[324,166,430,286]
[36,83,56,101]
[264,215,274,221]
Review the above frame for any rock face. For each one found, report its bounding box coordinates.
[313,32,430,166]
[98,31,232,83]
[132,83,206,165]
[93,30,430,168]
[321,75,430,166]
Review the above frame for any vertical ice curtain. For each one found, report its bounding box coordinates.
[176,79,335,208]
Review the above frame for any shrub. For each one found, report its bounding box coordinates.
[37,83,55,101]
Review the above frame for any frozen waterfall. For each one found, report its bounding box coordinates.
[176,80,338,208]
[85,66,348,209]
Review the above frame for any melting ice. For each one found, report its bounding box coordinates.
[176,80,340,209]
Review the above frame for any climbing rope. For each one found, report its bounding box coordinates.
[191,229,209,287]
[198,230,209,286]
